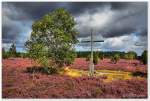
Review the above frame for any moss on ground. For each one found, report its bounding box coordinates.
[59,67,144,82]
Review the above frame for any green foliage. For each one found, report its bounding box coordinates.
[99,51,104,60]
[128,51,137,59]
[124,51,137,60]
[25,8,78,70]
[141,50,147,64]
[2,48,9,59]
[86,54,90,61]
[85,52,99,64]
[26,66,58,74]
[64,51,77,66]
[93,52,99,65]
[77,51,91,58]
[26,43,49,67]
[2,46,32,59]
[86,52,99,64]
[9,43,17,57]
[2,43,21,59]
[43,67,58,74]
[19,52,29,58]
[2,53,9,59]
[76,51,126,59]
[111,54,120,64]
[124,53,128,59]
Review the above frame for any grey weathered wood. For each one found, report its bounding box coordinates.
[80,29,104,76]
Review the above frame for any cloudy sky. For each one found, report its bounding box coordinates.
[2,2,148,55]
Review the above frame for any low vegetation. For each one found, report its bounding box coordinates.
[141,50,147,65]
[2,58,147,98]
[111,54,120,64]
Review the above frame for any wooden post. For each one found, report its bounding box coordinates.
[89,29,94,76]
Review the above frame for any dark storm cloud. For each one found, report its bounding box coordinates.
[2,2,148,54]
[2,2,109,48]
[2,25,20,43]
[3,2,147,38]
[9,2,109,19]
[76,2,147,38]
[2,2,108,45]
[110,2,137,10]
[9,2,69,20]
[2,2,32,45]
[109,2,147,37]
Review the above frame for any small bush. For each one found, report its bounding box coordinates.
[111,54,120,64]
[86,54,90,61]
[124,51,137,60]
[99,52,104,60]
[26,66,43,73]
[141,50,147,65]
[26,66,58,75]
[86,52,99,65]
[44,67,58,74]
[132,71,147,78]
[2,52,10,59]
[93,54,99,65]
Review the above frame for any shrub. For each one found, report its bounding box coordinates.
[26,66,43,73]
[111,54,120,64]
[99,52,104,60]
[93,54,99,65]
[141,50,147,64]
[124,51,137,60]
[132,71,147,78]
[2,52,10,59]
[26,66,58,75]
[86,54,90,61]
[44,67,58,74]
[86,52,99,65]
[9,43,17,57]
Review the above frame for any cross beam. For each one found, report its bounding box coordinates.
[81,40,104,43]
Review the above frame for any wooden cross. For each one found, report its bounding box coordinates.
[81,29,104,76]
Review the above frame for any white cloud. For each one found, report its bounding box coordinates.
[76,34,146,55]
[101,34,147,55]
[2,43,11,51]
[75,6,114,35]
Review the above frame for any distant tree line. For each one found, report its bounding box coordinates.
[2,43,29,59]
[76,51,136,59]
[76,51,147,65]
[2,43,148,65]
